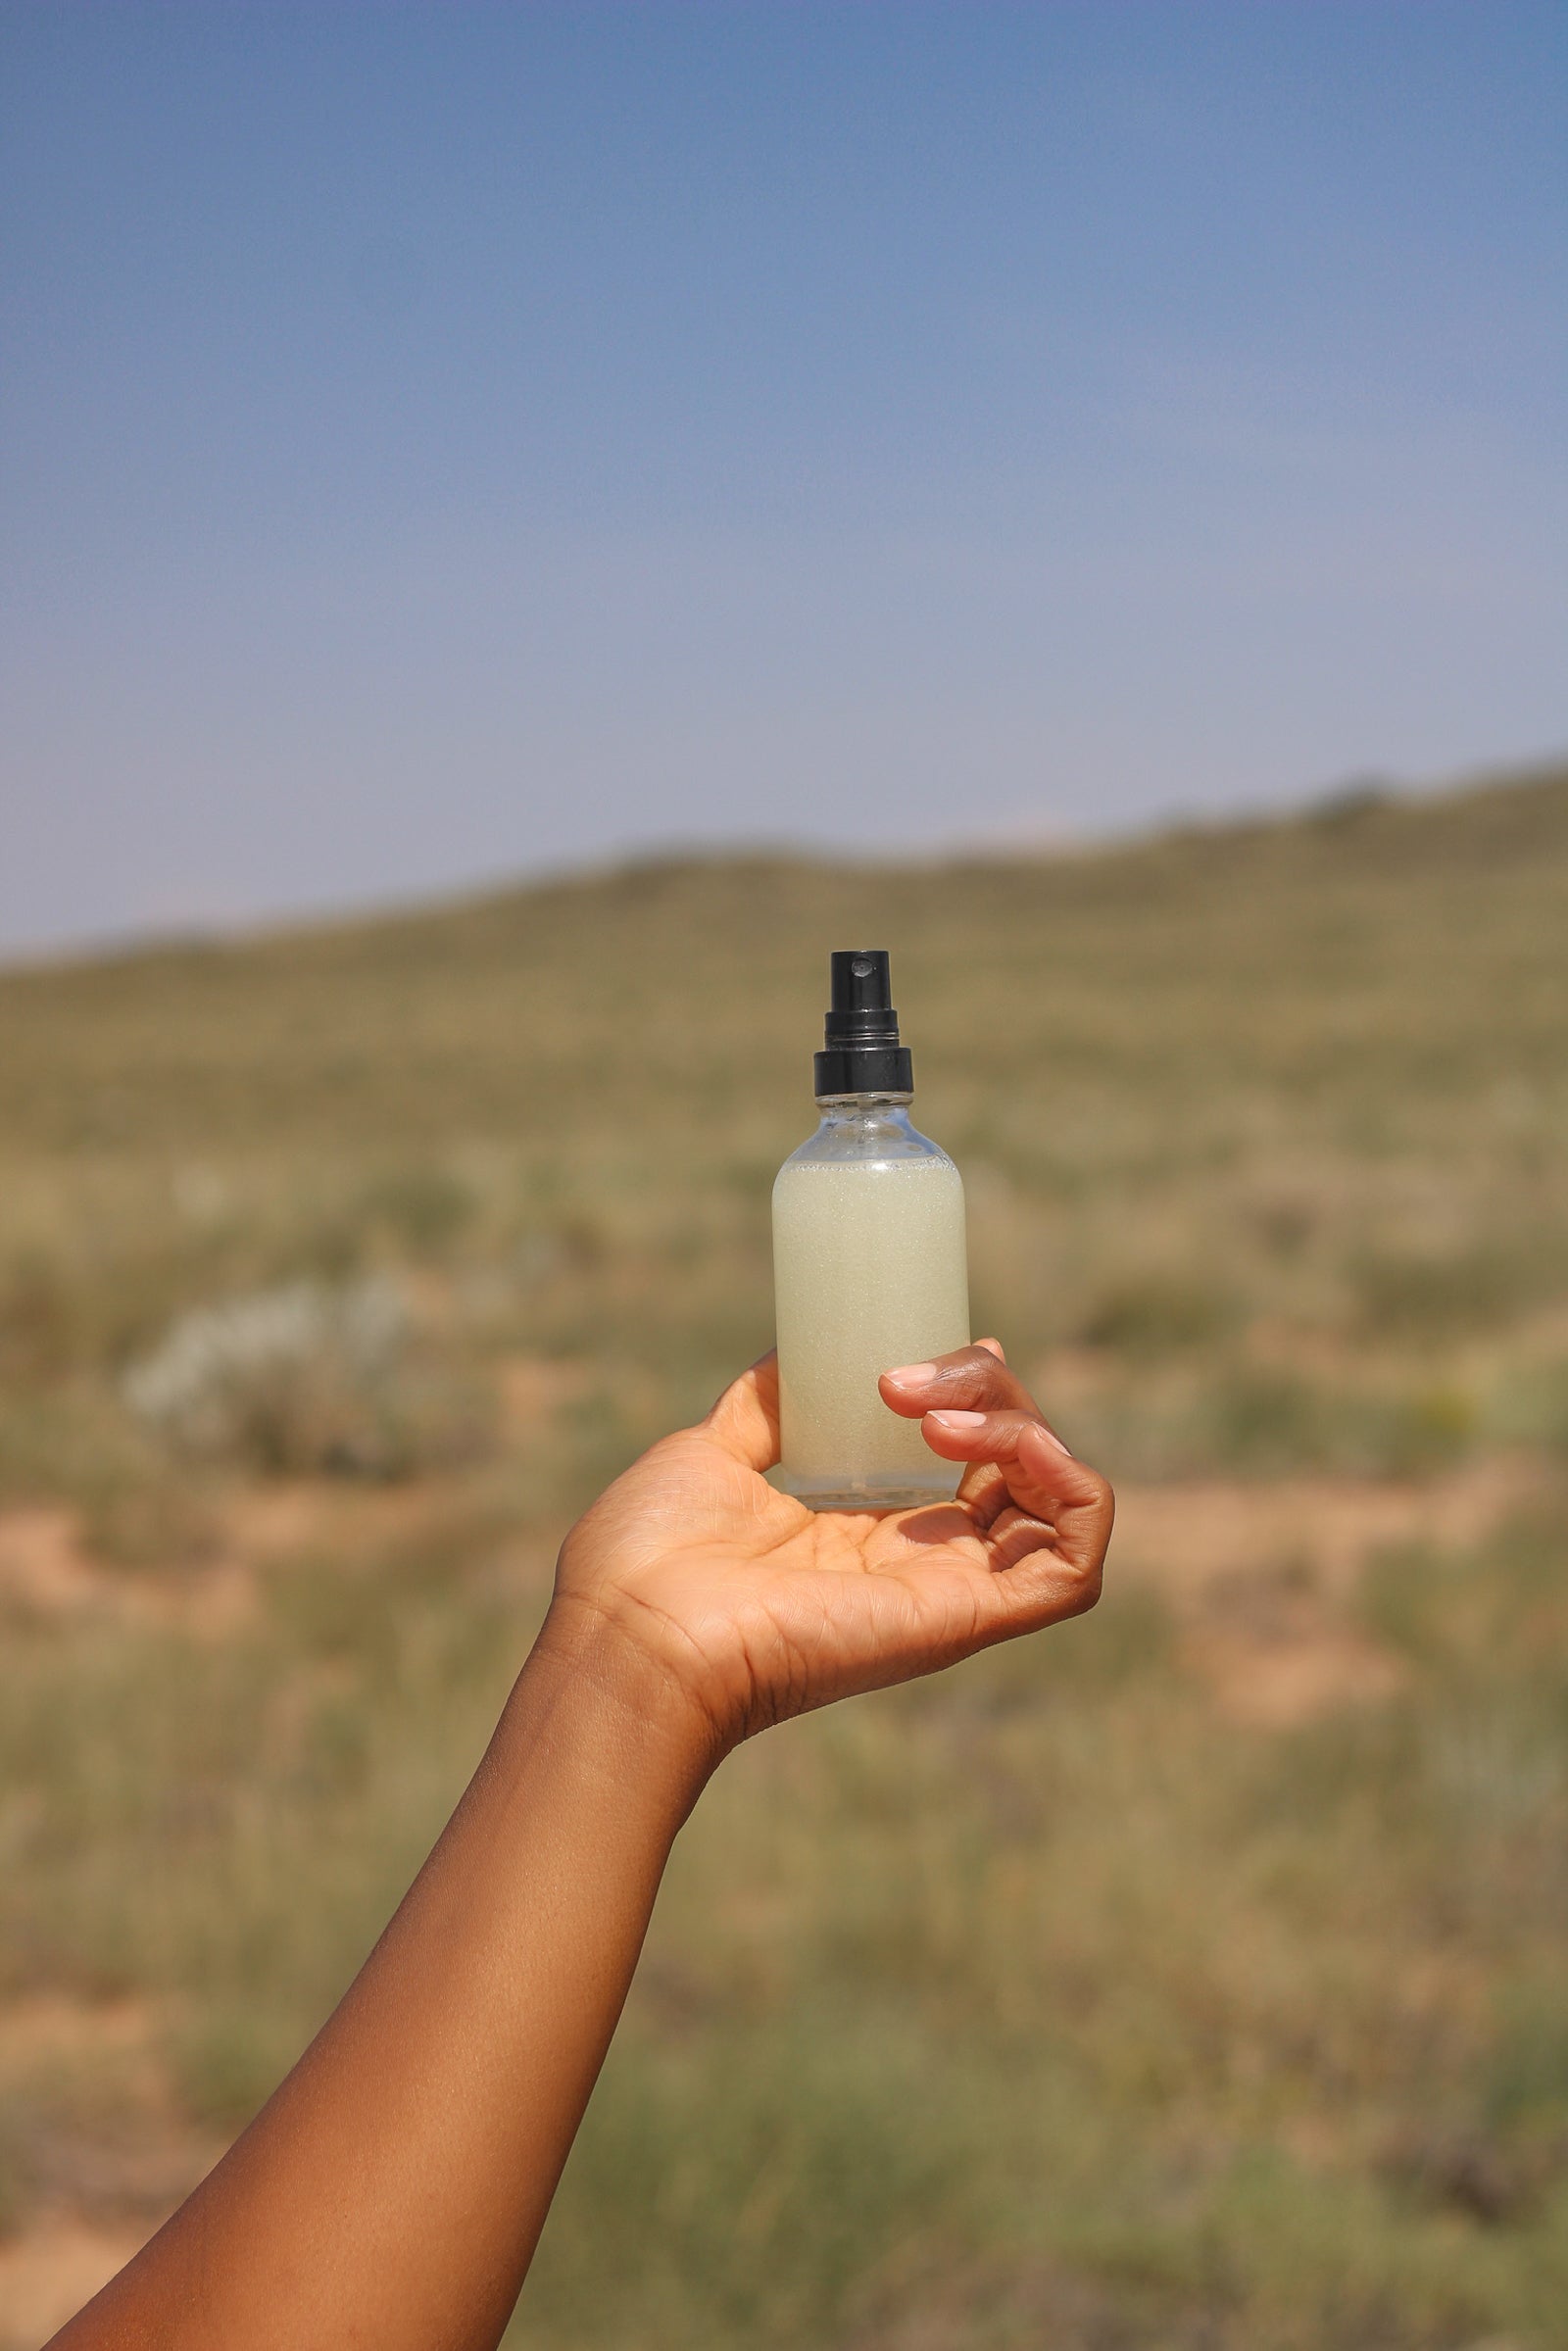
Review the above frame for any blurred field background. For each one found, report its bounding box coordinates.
[0,764,1564,2346]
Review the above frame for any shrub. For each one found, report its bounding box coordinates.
[122,1277,489,1479]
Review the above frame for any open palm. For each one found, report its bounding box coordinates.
[552,1344,1114,1752]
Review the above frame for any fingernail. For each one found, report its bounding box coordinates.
[928,1408,986,1430]
[884,1362,938,1386]
[1028,1422,1074,1457]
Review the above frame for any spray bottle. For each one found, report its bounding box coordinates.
[771,951,971,1509]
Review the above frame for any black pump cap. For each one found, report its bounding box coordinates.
[813,950,914,1098]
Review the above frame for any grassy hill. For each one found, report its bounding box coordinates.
[1,765,1566,2346]
[4,761,1568,1509]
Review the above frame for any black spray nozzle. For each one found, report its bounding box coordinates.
[825,949,898,1042]
[814,949,914,1099]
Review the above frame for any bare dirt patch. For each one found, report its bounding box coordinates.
[498,1353,590,1439]
[0,2217,148,2350]
[0,1991,219,2342]
[0,1508,255,1639]
[220,1476,459,1564]
[1110,1456,1543,1725]
[0,1996,157,2078]
[1183,1610,1406,1728]
[1109,1455,1539,1599]
[0,1512,103,1617]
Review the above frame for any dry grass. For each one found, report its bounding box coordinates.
[1,764,1565,2346]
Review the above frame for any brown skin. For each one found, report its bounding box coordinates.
[51,1343,1112,2351]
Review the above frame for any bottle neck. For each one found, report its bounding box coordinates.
[813,1090,913,1112]
[786,1092,946,1167]
[811,1094,916,1141]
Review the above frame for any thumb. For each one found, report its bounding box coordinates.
[701,1351,781,1472]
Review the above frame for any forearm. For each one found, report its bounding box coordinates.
[52,1611,712,2351]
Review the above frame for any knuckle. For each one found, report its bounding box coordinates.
[1073,1463,1115,1522]
[935,1345,1016,1406]
[1067,1561,1104,1616]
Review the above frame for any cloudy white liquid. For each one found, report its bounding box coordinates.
[772,1151,970,1509]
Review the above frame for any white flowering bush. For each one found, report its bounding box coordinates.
[123,1277,485,1478]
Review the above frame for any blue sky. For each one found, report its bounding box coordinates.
[2,1,1564,952]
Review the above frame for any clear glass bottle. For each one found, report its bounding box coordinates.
[772,954,970,1510]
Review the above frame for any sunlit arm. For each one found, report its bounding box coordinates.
[51,1623,709,2351]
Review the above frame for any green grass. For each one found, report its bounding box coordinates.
[1,762,1567,2345]
[528,1503,1565,2350]
[2,1502,1562,2346]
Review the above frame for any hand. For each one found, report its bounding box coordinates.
[544,1342,1114,1763]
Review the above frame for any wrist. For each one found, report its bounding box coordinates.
[522,1592,728,1804]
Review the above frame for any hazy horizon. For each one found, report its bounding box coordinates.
[4,3,1565,954]
[6,754,1560,978]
